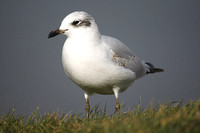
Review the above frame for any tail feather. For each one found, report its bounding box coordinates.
[145,62,164,74]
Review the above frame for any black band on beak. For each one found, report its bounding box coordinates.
[48,28,67,38]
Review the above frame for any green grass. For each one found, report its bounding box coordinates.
[1,100,200,133]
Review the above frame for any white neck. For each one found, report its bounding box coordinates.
[68,24,101,45]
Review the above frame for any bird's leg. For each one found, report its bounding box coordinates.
[115,97,120,115]
[85,98,90,118]
[84,93,90,118]
[113,87,120,115]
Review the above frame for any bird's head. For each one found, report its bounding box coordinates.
[48,11,99,39]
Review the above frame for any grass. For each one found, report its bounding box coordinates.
[0,100,200,133]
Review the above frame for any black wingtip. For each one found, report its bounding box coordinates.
[145,62,164,74]
[153,68,164,73]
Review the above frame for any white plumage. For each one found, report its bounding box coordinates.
[48,11,163,117]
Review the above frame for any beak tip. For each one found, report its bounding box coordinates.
[48,28,60,39]
[48,34,52,38]
[48,28,67,39]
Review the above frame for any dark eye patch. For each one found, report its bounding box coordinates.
[71,19,91,27]
[72,20,80,25]
[82,20,91,26]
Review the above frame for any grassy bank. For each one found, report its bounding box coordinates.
[1,100,200,133]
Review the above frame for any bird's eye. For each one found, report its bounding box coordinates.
[72,20,80,25]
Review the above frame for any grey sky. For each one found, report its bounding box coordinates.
[1,0,200,115]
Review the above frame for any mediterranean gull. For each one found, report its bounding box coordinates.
[48,11,164,118]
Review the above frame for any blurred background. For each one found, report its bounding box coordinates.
[1,0,200,115]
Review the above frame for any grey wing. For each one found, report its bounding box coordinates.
[101,35,147,79]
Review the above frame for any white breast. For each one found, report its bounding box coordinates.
[62,38,136,94]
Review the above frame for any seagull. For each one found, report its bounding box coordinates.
[48,11,164,118]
